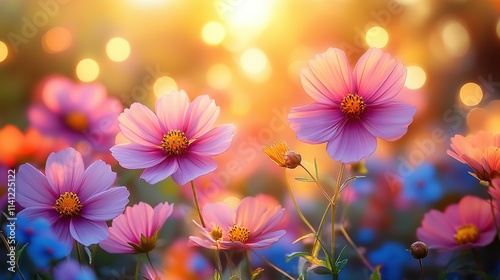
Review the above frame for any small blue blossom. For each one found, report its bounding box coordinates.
[402,163,443,205]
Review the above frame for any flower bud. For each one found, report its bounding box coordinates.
[410,241,428,259]
[284,151,302,169]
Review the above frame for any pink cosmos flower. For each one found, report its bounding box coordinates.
[416,196,496,251]
[447,131,500,183]
[111,90,234,185]
[99,202,174,254]
[288,48,416,163]
[16,148,130,247]
[188,196,286,250]
[28,75,122,152]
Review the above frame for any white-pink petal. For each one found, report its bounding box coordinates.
[45,148,84,194]
[118,103,163,146]
[189,124,235,156]
[185,95,220,139]
[155,90,190,132]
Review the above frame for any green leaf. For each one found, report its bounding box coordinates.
[339,176,365,193]
[295,177,315,182]
[84,246,92,265]
[286,252,323,266]
[335,259,348,273]
[229,275,241,280]
[293,233,316,244]
[213,270,221,280]
[370,265,382,280]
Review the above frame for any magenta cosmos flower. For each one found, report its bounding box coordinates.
[99,202,174,254]
[111,90,234,185]
[17,148,130,246]
[448,131,500,183]
[188,196,286,250]
[288,48,416,163]
[416,195,496,250]
[28,75,122,152]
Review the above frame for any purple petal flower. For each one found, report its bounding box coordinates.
[17,148,130,247]
[111,90,235,185]
[288,48,416,163]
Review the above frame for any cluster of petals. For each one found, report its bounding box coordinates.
[288,48,416,163]
[16,148,130,247]
[188,196,286,250]
[448,130,500,183]
[416,195,496,251]
[111,90,234,185]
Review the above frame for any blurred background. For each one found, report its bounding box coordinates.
[1,0,500,279]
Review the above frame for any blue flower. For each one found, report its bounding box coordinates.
[53,259,96,280]
[27,231,71,269]
[368,242,411,280]
[8,216,51,244]
[402,163,443,205]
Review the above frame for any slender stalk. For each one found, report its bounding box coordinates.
[300,164,333,204]
[0,233,26,280]
[312,202,331,257]
[214,246,223,275]
[331,163,345,265]
[134,255,139,280]
[284,169,316,233]
[75,241,83,264]
[255,252,295,280]
[190,180,206,228]
[339,225,375,272]
[244,250,253,277]
[146,252,159,278]
[418,259,424,280]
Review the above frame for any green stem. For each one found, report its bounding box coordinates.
[134,255,139,280]
[0,233,27,280]
[214,246,223,275]
[146,252,159,278]
[254,252,295,280]
[75,241,83,264]
[284,168,316,233]
[331,163,345,265]
[312,202,331,257]
[190,180,206,228]
[300,164,333,204]
[418,259,424,280]
[339,225,375,272]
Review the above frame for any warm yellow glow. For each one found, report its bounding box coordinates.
[76,59,99,82]
[0,41,8,63]
[206,64,232,89]
[240,48,269,76]
[42,26,72,54]
[201,21,226,46]
[496,18,500,39]
[129,0,168,6]
[230,93,252,116]
[219,0,273,33]
[405,66,426,89]
[441,20,470,57]
[365,26,389,48]
[106,37,131,62]
[222,196,240,210]
[154,76,178,98]
[459,82,483,106]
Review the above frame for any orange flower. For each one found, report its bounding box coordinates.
[447,131,500,183]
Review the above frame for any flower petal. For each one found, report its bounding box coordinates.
[189,124,235,156]
[185,95,220,139]
[17,164,58,207]
[171,155,217,185]
[80,187,129,221]
[45,148,84,194]
[288,103,345,144]
[70,218,108,246]
[458,196,493,231]
[118,102,163,146]
[77,160,116,201]
[354,48,406,105]
[111,143,166,169]
[301,48,355,104]
[326,120,377,163]
[246,230,286,248]
[51,217,74,248]
[362,101,416,141]
[140,158,179,184]
[99,230,135,254]
[202,202,234,230]
[188,236,217,250]
[18,207,60,224]
[155,90,189,132]
[28,105,65,135]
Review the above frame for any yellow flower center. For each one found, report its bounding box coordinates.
[454,224,479,245]
[159,130,189,156]
[65,112,88,131]
[228,225,250,243]
[340,94,366,118]
[53,192,83,217]
[210,224,223,241]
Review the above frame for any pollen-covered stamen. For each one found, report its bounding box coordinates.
[65,112,88,131]
[228,225,250,243]
[454,224,479,245]
[53,192,83,217]
[210,224,223,241]
[160,130,189,156]
[340,94,366,118]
